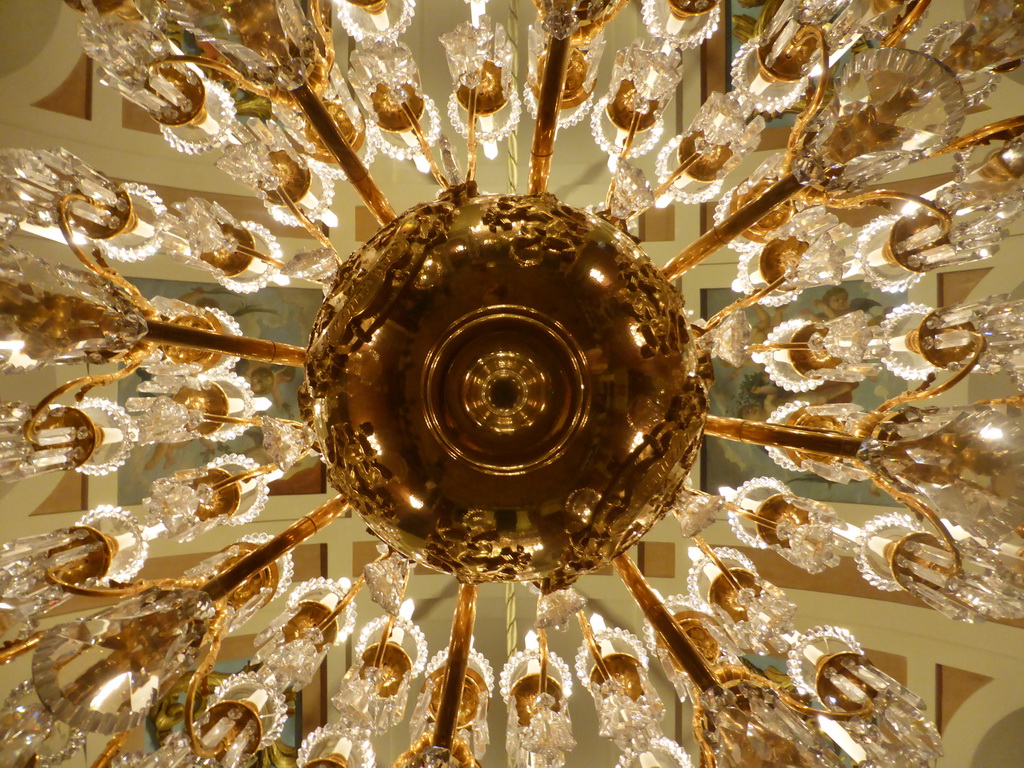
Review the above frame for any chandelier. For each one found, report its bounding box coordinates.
[1,0,1023,766]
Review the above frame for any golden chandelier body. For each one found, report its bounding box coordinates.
[0,0,1023,767]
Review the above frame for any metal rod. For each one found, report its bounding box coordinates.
[704,414,863,459]
[202,496,350,601]
[292,82,397,225]
[575,610,613,682]
[528,35,571,195]
[145,319,306,367]
[613,554,719,691]
[662,173,805,281]
[89,731,129,768]
[432,583,478,751]
[0,631,43,665]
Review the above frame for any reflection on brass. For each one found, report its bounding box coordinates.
[588,652,646,701]
[704,414,862,460]
[371,84,426,133]
[150,65,207,127]
[203,496,350,601]
[192,468,242,522]
[733,179,797,243]
[671,611,720,665]
[676,131,734,183]
[307,756,348,768]
[62,0,138,16]
[614,554,719,691]
[427,666,486,729]
[199,700,263,759]
[218,541,282,611]
[887,531,947,590]
[510,673,564,727]
[68,186,137,241]
[47,525,116,586]
[754,494,809,548]
[346,0,388,11]
[605,80,659,133]
[913,309,974,368]
[161,313,225,370]
[392,734,480,768]
[757,236,809,285]
[174,381,230,436]
[146,319,306,367]
[457,61,509,116]
[668,0,718,18]
[305,193,706,587]
[787,323,842,376]
[304,100,366,161]
[34,406,101,464]
[708,568,760,622]
[663,173,804,281]
[199,224,258,278]
[883,209,950,273]
[284,601,339,647]
[269,150,313,203]
[360,642,413,697]
[815,651,871,713]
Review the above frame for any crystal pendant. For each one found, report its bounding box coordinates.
[860,402,1024,545]
[795,48,968,191]
[609,159,654,220]
[535,587,586,630]
[364,546,412,615]
[32,586,215,734]
[0,682,85,768]
[0,245,147,373]
[262,416,317,471]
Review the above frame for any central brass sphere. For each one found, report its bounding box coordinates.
[304,192,707,588]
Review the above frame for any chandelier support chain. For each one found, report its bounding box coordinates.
[527,34,571,194]
[431,582,478,752]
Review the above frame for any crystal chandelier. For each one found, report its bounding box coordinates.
[1,0,1023,767]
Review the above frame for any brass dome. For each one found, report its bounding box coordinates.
[304,192,708,588]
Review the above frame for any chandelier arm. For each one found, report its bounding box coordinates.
[269,189,338,251]
[402,101,452,189]
[576,610,614,682]
[201,495,351,602]
[613,554,720,692]
[661,173,806,281]
[786,25,830,157]
[467,87,480,185]
[689,683,718,767]
[88,730,129,768]
[431,582,478,752]
[23,352,147,443]
[537,627,550,695]
[317,574,365,631]
[57,194,152,309]
[935,114,1024,155]
[822,188,953,233]
[307,0,336,74]
[880,0,934,47]
[644,153,701,213]
[703,415,863,459]
[184,609,230,759]
[148,56,278,101]
[528,34,572,195]
[206,463,281,494]
[0,630,43,666]
[862,334,986,428]
[604,110,644,212]
[292,82,398,225]
[144,319,307,367]
[698,275,788,335]
[43,566,155,598]
[717,664,874,720]
[693,536,743,591]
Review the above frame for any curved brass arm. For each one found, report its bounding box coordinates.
[936,114,1024,155]
[880,0,933,47]
[149,56,277,101]
[184,610,230,758]
[787,25,831,157]
[716,664,874,720]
